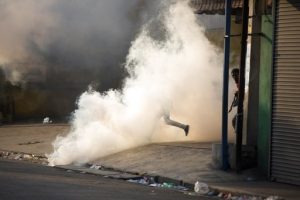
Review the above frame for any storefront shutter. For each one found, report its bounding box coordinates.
[271,0,300,185]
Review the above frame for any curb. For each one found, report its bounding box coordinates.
[0,150,281,199]
[54,163,270,199]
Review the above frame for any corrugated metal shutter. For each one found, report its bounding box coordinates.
[271,0,300,185]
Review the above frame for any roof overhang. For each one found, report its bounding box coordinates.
[189,0,243,15]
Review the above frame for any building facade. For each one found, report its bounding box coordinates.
[192,0,300,185]
[253,0,300,185]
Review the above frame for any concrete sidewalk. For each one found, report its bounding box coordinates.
[0,124,69,156]
[0,124,299,199]
[92,142,300,200]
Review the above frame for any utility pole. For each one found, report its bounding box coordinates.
[236,0,249,172]
[221,0,232,170]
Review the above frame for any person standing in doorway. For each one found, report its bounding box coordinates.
[229,68,239,133]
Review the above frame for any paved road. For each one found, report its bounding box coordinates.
[0,159,210,200]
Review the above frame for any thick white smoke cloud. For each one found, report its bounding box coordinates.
[48,1,227,166]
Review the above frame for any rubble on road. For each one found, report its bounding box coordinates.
[265,196,284,200]
[186,188,280,200]
[114,172,284,200]
[43,117,52,124]
[194,181,209,194]
[90,164,102,170]
[0,151,285,200]
[0,150,48,165]
[190,181,283,200]
[127,176,189,191]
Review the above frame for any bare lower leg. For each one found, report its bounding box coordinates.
[163,115,189,136]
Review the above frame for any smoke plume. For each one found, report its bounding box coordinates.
[47,0,226,166]
[0,0,151,84]
[0,0,161,119]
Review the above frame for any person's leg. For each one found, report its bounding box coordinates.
[232,114,237,133]
[163,115,189,136]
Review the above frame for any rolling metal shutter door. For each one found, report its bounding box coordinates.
[271,0,300,185]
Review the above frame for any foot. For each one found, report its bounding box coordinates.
[184,125,189,136]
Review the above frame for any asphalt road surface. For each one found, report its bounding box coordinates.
[0,159,211,200]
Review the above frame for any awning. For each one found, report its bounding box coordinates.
[190,0,243,15]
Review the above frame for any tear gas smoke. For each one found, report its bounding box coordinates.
[47,1,228,166]
[0,0,147,84]
[0,0,157,119]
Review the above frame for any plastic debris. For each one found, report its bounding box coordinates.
[90,164,102,170]
[194,181,209,194]
[149,183,161,187]
[265,196,283,200]
[43,117,52,124]
[162,182,175,188]
[127,178,148,185]
[1,150,48,165]
[186,192,197,196]
[127,177,188,191]
[14,154,22,160]
[149,177,156,184]
[138,177,149,185]
[174,185,189,191]
[226,193,232,199]
[23,154,32,159]
[207,191,218,196]
[205,191,259,200]
[218,192,224,198]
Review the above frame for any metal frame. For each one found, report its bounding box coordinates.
[221,0,232,171]
[269,0,277,180]
[236,0,249,172]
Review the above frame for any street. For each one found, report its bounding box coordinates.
[0,159,210,200]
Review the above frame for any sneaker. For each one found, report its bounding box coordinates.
[184,125,189,136]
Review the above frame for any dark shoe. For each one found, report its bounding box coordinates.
[184,125,189,136]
